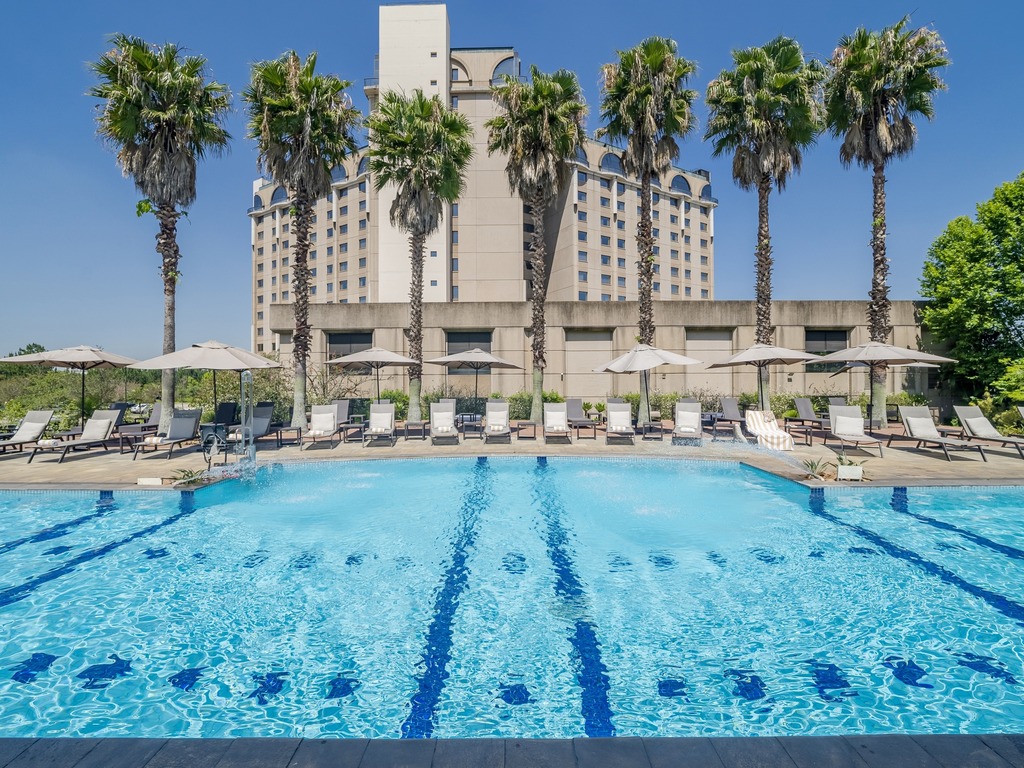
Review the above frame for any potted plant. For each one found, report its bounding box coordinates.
[832,456,866,482]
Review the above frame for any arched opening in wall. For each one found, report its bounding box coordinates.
[491,56,517,85]
[700,183,714,201]
[252,194,264,210]
[671,175,691,195]
[575,146,588,166]
[270,186,288,205]
[599,152,624,175]
[357,156,369,176]
[331,165,347,183]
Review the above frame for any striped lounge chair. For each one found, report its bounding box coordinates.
[744,410,794,451]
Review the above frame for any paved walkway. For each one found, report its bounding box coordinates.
[1,734,1023,767]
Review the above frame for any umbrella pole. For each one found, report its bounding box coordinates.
[213,370,218,419]
[81,369,86,428]
[474,368,480,403]
[377,367,381,403]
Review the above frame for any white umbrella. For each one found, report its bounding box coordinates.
[814,342,955,428]
[593,344,703,422]
[325,346,418,402]
[130,340,279,409]
[426,348,523,400]
[0,345,137,427]
[706,343,820,411]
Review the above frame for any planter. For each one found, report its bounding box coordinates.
[836,465,864,482]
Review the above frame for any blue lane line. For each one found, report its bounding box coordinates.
[401,457,493,739]
[0,492,120,558]
[533,457,615,737]
[0,492,197,610]
[808,489,1024,626]
[890,487,1024,562]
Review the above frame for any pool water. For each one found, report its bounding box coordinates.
[0,457,1022,738]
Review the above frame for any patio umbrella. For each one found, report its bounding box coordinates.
[426,348,523,400]
[706,343,820,412]
[814,342,955,427]
[129,340,280,412]
[0,345,137,427]
[593,344,703,422]
[325,346,417,402]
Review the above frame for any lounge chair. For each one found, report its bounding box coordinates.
[744,410,794,451]
[826,405,883,457]
[132,414,201,460]
[31,416,115,463]
[364,403,397,447]
[212,402,240,426]
[605,401,635,445]
[430,401,459,445]
[788,398,825,429]
[953,405,1024,460]
[829,397,847,407]
[118,403,162,438]
[543,402,571,444]
[672,402,703,443]
[302,405,342,449]
[0,410,53,454]
[566,398,597,439]
[483,400,511,444]
[718,397,744,426]
[888,406,987,462]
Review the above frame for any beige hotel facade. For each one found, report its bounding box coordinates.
[251,3,932,404]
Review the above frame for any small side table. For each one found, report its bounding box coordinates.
[786,423,814,446]
[275,426,302,447]
[463,422,484,440]
[641,421,663,441]
[516,421,537,440]
[404,420,428,441]
[709,420,738,442]
[937,425,964,439]
[571,421,598,440]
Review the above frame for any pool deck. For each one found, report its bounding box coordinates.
[0,421,1021,490]
[0,734,1023,768]
[1,424,1022,766]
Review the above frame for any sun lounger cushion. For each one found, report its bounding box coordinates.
[367,411,392,434]
[81,419,111,441]
[674,411,701,434]
[905,416,940,439]
[607,408,632,433]
[833,415,863,436]
[547,411,568,431]
[143,435,164,445]
[965,416,1001,439]
[433,411,455,433]
[307,412,336,437]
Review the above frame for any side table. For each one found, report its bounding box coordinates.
[404,420,428,440]
[516,421,537,440]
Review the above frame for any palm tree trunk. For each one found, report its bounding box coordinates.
[528,196,548,424]
[755,175,774,411]
[290,190,313,429]
[407,232,426,422]
[868,161,890,427]
[154,205,181,434]
[637,170,655,424]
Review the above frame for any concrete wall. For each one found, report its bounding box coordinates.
[268,299,929,402]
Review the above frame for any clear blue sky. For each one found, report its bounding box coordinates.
[1,0,1021,359]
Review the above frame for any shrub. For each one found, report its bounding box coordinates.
[506,390,563,421]
[379,389,409,421]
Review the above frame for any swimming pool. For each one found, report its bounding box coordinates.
[1,457,1022,738]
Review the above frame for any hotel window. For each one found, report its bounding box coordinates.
[578,171,587,184]
[670,214,678,224]
[282,290,289,300]
[685,269,691,279]
[282,223,290,233]
[452,203,459,217]
[670,267,679,277]
[700,222,707,231]
[617,201,625,212]
[578,211,587,222]
[327,211,333,220]
[359,200,366,211]
[257,311,263,321]
[327,331,372,360]
[685,251,691,261]
[601,216,610,226]
[257,327,264,336]
[805,329,849,372]
[451,96,459,109]
[652,228,659,238]
[601,235,611,246]
[282,273,289,284]
[578,271,588,282]
[653,282,660,292]
[451,68,459,80]
[599,178,611,189]
[327,228,334,238]
[670,232,678,242]
[272,227,277,236]
[601,274,611,285]
[600,196,610,207]
[653,193,660,204]
[701,206,709,215]
[271,260,277,268]
[701,289,709,298]
[701,272,708,282]
[309,286,316,295]
[430,280,438,286]
[446,331,492,370]
[578,190,587,202]
[326,283,333,293]
[430,250,438,258]
[341,205,348,215]
[578,231,587,242]
[341,261,348,271]
[579,291,588,301]
[452,258,459,272]
[685,286,691,297]
[359,219,366,230]
[341,280,348,289]
[602,294,611,301]
[341,188,348,197]
[617,257,625,268]
[671,284,679,295]
[257,343,264,351]
[684,235,691,244]
[653,264,660,274]
[684,218,691,228]
[653,246,660,256]
[257,263,264,272]
[670,198,679,208]
[327,264,333,274]
[309,268,316,277]
[271,244,277,253]
[341,243,348,253]
[617,276,626,287]
[257,279,264,288]
[701,255,709,265]
[359,276,366,288]
[309,250,316,259]
[452,231,459,245]
[617,220,625,230]
[327,246,334,256]
[451,286,459,300]
[257,247,264,256]
[282,257,289,266]
[653,210,660,220]
[617,238,625,249]
[684,201,691,212]
[700,239,708,248]
[578,251,588,262]
[271,276,277,286]
[257,295,264,304]
[637,206,642,215]
[359,257,367,268]
[359,238,367,249]
[670,249,678,259]
[358,181,366,192]
[616,182,625,195]
[601,254,611,266]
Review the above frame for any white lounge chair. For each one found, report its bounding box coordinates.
[0,410,53,454]
[953,405,1024,460]
[132,414,201,460]
[430,401,459,445]
[672,402,703,444]
[605,401,635,444]
[364,403,396,447]
[889,406,987,462]
[826,405,883,457]
[483,400,511,444]
[302,405,342,449]
[543,402,571,444]
[31,416,116,464]
[744,410,794,451]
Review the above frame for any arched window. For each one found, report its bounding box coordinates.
[491,56,517,84]
[331,165,347,183]
[575,146,588,166]
[599,152,624,175]
[252,194,264,210]
[270,186,288,205]
[357,156,369,175]
[670,174,691,195]
[700,183,714,200]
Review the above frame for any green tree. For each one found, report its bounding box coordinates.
[920,174,1024,396]
[825,17,948,425]
[366,90,473,422]
[705,36,825,410]
[244,51,361,428]
[599,37,697,421]
[486,65,587,422]
[89,35,230,432]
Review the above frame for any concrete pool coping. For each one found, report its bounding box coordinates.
[2,733,1023,767]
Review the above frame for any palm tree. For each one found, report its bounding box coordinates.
[89,34,230,433]
[705,36,826,410]
[486,65,587,423]
[244,52,360,428]
[598,37,697,421]
[825,18,948,425]
[366,90,473,422]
